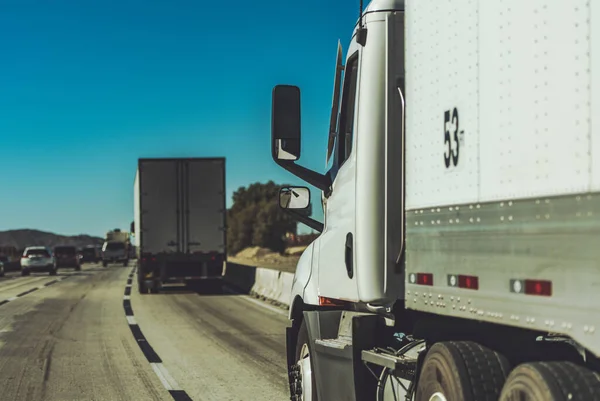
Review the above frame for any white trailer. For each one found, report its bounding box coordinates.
[270,0,600,400]
[133,158,226,294]
[102,229,131,267]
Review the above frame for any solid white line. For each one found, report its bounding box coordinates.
[239,295,287,316]
[126,316,137,325]
[150,362,181,391]
[7,297,17,302]
[123,295,131,300]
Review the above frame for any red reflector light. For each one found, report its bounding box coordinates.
[318,296,346,307]
[151,257,156,262]
[525,279,552,296]
[416,273,433,286]
[458,275,479,290]
[211,256,216,261]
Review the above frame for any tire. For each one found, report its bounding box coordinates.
[499,361,600,401]
[416,341,510,401]
[210,279,224,294]
[149,280,160,294]
[291,319,318,401]
[138,280,148,294]
[21,269,30,276]
[49,268,57,276]
[102,261,108,267]
[123,260,128,267]
[75,265,81,271]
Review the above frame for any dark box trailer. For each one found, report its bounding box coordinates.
[133,158,226,294]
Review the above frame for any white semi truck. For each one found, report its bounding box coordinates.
[270,0,600,400]
[133,158,226,294]
[102,229,131,267]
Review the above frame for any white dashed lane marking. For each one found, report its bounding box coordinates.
[123,267,192,401]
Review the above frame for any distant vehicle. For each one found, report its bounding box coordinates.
[80,246,100,264]
[0,245,20,270]
[102,240,129,267]
[133,158,227,294]
[53,245,81,270]
[0,255,11,275]
[21,247,56,276]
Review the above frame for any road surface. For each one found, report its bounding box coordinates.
[0,263,289,401]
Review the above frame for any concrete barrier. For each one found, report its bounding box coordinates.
[222,262,256,294]
[223,262,294,309]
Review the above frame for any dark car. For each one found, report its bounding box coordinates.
[80,246,100,264]
[54,245,81,270]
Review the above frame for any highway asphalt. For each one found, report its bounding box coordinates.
[0,262,289,401]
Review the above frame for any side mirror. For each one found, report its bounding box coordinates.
[279,186,310,210]
[272,85,301,162]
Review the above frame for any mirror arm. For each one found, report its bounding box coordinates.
[284,209,324,233]
[277,161,331,193]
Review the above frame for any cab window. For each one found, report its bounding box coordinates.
[326,52,359,182]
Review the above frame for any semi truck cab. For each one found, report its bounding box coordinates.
[269,0,600,400]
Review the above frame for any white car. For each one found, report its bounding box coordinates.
[21,247,56,276]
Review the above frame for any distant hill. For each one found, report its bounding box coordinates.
[0,229,103,250]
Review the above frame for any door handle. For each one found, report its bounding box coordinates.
[345,233,354,279]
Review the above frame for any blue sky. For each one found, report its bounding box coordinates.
[0,0,361,237]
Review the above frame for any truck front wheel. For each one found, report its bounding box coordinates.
[416,341,510,401]
[291,320,318,401]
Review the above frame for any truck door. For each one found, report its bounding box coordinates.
[318,51,360,301]
[185,159,226,255]
[139,160,180,254]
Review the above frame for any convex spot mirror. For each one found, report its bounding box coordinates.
[279,186,310,210]
[271,85,301,162]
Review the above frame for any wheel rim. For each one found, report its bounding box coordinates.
[429,392,447,401]
[298,343,313,401]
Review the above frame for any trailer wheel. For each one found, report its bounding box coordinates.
[499,361,600,401]
[291,319,318,401]
[138,280,148,294]
[416,341,510,401]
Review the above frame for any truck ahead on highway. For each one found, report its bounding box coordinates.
[102,229,130,267]
[270,1,600,400]
[133,158,226,294]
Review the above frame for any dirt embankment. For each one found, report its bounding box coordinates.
[228,246,309,273]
